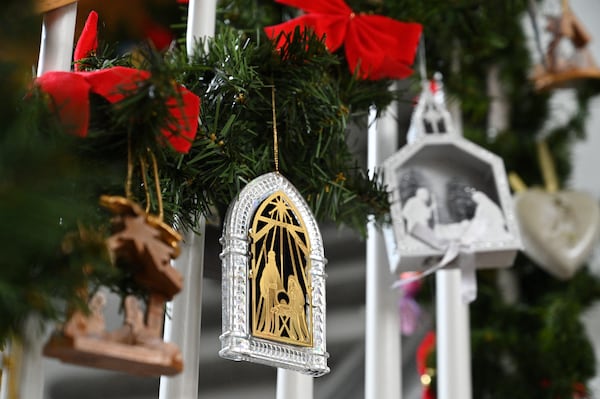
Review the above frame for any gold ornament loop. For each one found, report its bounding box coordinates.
[125,129,165,222]
[271,86,280,173]
[536,139,559,193]
[508,172,528,193]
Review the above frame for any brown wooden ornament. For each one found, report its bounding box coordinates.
[36,0,78,14]
[532,1,600,91]
[44,196,184,376]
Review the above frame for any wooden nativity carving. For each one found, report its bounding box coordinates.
[532,1,600,90]
[44,196,184,376]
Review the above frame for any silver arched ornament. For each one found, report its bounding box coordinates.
[219,172,329,376]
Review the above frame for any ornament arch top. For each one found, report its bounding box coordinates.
[219,172,329,376]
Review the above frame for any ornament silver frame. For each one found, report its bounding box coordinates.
[219,172,329,376]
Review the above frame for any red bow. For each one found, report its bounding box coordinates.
[36,11,200,154]
[264,0,422,80]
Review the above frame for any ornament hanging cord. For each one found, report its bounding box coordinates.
[125,131,165,221]
[537,139,559,193]
[271,85,279,173]
[139,150,164,220]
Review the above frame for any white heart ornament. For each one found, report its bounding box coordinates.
[515,189,600,280]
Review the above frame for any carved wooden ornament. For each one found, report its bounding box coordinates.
[532,4,600,91]
[36,0,78,14]
[44,196,184,376]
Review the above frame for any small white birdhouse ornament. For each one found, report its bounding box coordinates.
[219,172,329,376]
[383,79,521,276]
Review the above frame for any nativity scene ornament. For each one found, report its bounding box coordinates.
[383,78,521,300]
[219,89,328,376]
[219,173,328,375]
[44,196,184,376]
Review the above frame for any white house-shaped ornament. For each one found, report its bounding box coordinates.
[219,172,329,376]
[383,80,521,274]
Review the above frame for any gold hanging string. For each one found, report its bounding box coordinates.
[139,155,150,214]
[148,149,164,221]
[562,0,570,12]
[271,86,280,173]
[138,149,164,221]
[536,139,559,193]
[126,131,164,221]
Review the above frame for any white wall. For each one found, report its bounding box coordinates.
[566,1,600,397]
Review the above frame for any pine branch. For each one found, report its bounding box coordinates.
[164,27,390,233]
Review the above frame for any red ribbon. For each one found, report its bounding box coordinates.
[73,10,98,71]
[264,0,422,80]
[35,11,200,154]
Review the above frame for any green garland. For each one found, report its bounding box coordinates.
[0,1,391,343]
[165,28,390,233]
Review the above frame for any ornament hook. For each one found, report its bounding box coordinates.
[125,131,165,221]
[139,149,164,221]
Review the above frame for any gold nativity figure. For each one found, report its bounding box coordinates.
[250,192,313,347]
[256,250,283,334]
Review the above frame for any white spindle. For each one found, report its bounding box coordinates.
[160,219,207,399]
[160,1,216,397]
[276,369,313,399]
[37,2,77,75]
[186,0,217,57]
[365,104,402,399]
[436,269,472,399]
[3,318,50,399]
[10,4,81,399]
[437,79,473,399]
